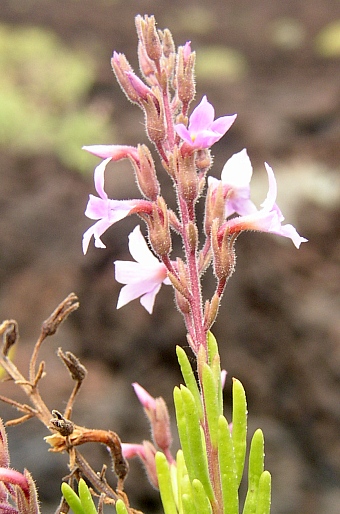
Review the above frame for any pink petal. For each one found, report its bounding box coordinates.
[261,163,278,211]
[128,226,159,265]
[189,95,214,131]
[174,123,192,144]
[83,145,139,161]
[94,158,111,199]
[210,113,237,136]
[140,286,162,313]
[221,148,252,188]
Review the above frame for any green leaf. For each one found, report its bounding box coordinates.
[218,416,238,514]
[191,479,213,514]
[232,378,247,487]
[179,386,214,501]
[61,482,85,514]
[174,386,196,480]
[207,332,223,414]
[78,479,97,514]
[176,346,203,420]
[182,492,196,514]
[115,499,129,514]
[155,452,178,514]
[207,331,218,365]
[243,429,264,514]
[255,471,271,514]
[201,363,220,447]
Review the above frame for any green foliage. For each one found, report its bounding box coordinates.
[0,24,113,172]
[61,479,98,514]
[196,46,248,82]
[314,20,340,57]
[161,333,271,514]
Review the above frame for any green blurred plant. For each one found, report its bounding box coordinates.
[0,24,113,171]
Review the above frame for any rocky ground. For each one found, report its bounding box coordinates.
[0,1,340,513]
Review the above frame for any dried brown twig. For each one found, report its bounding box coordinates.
[0,293,135,513]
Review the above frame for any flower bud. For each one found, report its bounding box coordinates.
[132,383,173,456]
[175,150,199,202]
[131,144,160,201]
[176,42,196,105]
[174,288,191,315]
[147,197,172,257]
[122,441,158,489]
[125,71,156,102]
[111,52,141,105]
[136,15,162,63]
[186,221,198,253]
[211,220,236,281]
[161,29,175,59]
[204,181,225,236]
[204,293,220,329]
[138,42,157,84]
[143,88,166,144]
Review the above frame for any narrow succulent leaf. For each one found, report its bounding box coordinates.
[218,416,238,514]
[115,499,129,514]
[182,493,197,514]
[78,479,97,514]
[207,331,218,365]
[61,483,85,514]
[174,387,196,480]
[242,429,264,514]
[176,346,203,419]
[255,471,271,514]
[176,450,187,514]
[191,479,213,514]
[206,332,223,414]
[201,363,219,447]
[210,354,223,415]
[232,378,247,487]
[155,452,178,514]
[179,386,214,501]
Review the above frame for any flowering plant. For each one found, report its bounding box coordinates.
[0,14,306,514]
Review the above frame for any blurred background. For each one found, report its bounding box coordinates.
[0,0,340,512]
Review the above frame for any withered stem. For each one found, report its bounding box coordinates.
[63,381,82,421]
[0,354,51,426]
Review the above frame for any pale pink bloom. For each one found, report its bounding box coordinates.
[82,158,139,254]
[114,226,171,313]
[175,95,237,150]
[223,162,308,248]
[208,148,257,217]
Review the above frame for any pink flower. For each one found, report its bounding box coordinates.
[175,95,236,150]
[208,148,257,217]
[114,226,171,313]
[222,162,308,248]
[82,158,139,254]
